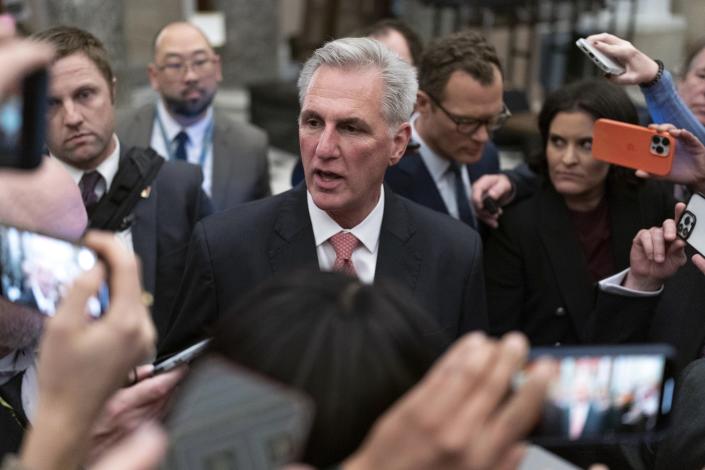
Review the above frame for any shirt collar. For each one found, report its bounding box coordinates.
[156,99,213,143]
[411,114,452,184]
[307,186,385,253]
[54,134,121,188]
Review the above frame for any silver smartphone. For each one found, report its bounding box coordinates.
[677,192,705,255]
[576,38,626,76]
[162,355,314,470]
[0,223,108,317]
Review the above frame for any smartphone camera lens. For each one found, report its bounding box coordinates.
[656,145,664,154]
[652,136,661,145]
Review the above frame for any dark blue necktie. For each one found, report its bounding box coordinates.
[174,131,189,161]
[448,162,476,229]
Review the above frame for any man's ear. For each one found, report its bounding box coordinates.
[147,63,160,92]
[213,54,223,83]
[110,77,117,104]
[416,90,431,115]
[389,122,411,166]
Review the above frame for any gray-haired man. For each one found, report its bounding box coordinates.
[160,37,488,354]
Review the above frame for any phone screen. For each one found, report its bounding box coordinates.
[522,345,674,445]
[0,224,108,317]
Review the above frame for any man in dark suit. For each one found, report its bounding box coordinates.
[385,31,509,230]
[34,26,212,345]
[160,37,488,354]
[118,21,270,211]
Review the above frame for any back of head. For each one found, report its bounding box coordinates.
[209,270,447,467]
[297,37,418,127]
[681,37,705,77]
[357,18,424,66]
[418,30,502,99]
[32,26,113,89]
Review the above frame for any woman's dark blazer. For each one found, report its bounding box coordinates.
[484,177,675,346]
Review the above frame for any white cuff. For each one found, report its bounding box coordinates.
[598,268,663,297]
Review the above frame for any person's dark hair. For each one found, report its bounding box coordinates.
[357,18,424,66]
[530,79,639,183]
[209,270,448,468]
[681,37,705,77]
[32,26,114,89]
[418,30,502,100]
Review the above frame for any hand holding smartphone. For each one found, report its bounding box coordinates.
[0,223,108,317]
[576,38,626,76]
[592,119,675,176]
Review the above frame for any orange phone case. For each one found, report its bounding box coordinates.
[592,119,675,176]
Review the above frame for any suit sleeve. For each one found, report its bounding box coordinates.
[157,221,217,357]
[462,231,488,333]
[253,133,271,199]
[483,217,526,337]
[584,289,660,343]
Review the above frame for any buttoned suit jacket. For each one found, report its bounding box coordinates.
[159,183,488,356]
[118,103,271,211]
[112,151,212,348]
[484,178,674,346]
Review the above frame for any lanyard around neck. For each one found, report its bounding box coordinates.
[155,105,213,167]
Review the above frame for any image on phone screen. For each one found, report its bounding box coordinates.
[522,346,674,445]
[0,224,108,317]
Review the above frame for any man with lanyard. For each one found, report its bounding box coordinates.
[119,21,271,211]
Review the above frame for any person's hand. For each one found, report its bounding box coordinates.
[632,124,705,192]
[624,203,687,291]
[585,33,659,85]
[471,174,514,228]
[342,333,556,470]
[21,231,157,470]
[88,422,167,470]
[84,367,186,465]
[0,15,53,99]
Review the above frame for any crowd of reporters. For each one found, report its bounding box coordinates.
[3,10,705,470]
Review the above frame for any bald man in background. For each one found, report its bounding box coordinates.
[119,21,271,211]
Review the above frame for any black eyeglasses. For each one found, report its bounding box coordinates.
[157,56,217,77]
[425,92,511,135]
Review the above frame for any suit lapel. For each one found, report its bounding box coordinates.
[268,184,319,273]
[210,109,234,211]
[537,184,595,332]
[376,187,422,291]
[127,151,158,295]
[396,149,449,214]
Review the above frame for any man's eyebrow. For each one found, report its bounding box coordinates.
[337,117,370,129]
[162,50,209,60]
[300,110,322,120]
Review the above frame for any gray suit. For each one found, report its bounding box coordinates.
[118,103,271,211]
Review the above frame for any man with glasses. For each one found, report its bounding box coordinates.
[386,30,510,230]
[119,21,271,211]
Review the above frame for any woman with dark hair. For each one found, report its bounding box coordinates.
[484,79,674,346]
[208,270,448,468]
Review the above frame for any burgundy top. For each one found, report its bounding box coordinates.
[567,198,614,283]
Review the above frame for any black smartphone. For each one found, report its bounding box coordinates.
[522,344,675,446]
[163,355,313,470]
[0,67,47,170]
[0,223,108,317]
[482,195,499,215]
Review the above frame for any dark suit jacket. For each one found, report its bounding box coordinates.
[484,178,674,346]
[587,249,705,374]
[118,104,271,211]
[384,142,500,217]
[111,152,212,347]
[159,184,488,355]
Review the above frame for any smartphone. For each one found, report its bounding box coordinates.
[677,192,705,255]
[519,445,581,470]
[162,355,313,470]
[0,223,108,317]
[482,195,499,215]
[522,344,675,446]
[592,118,675,176]
[576,38,626,76]
[153,339,210,375]
[0,68,48,170]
